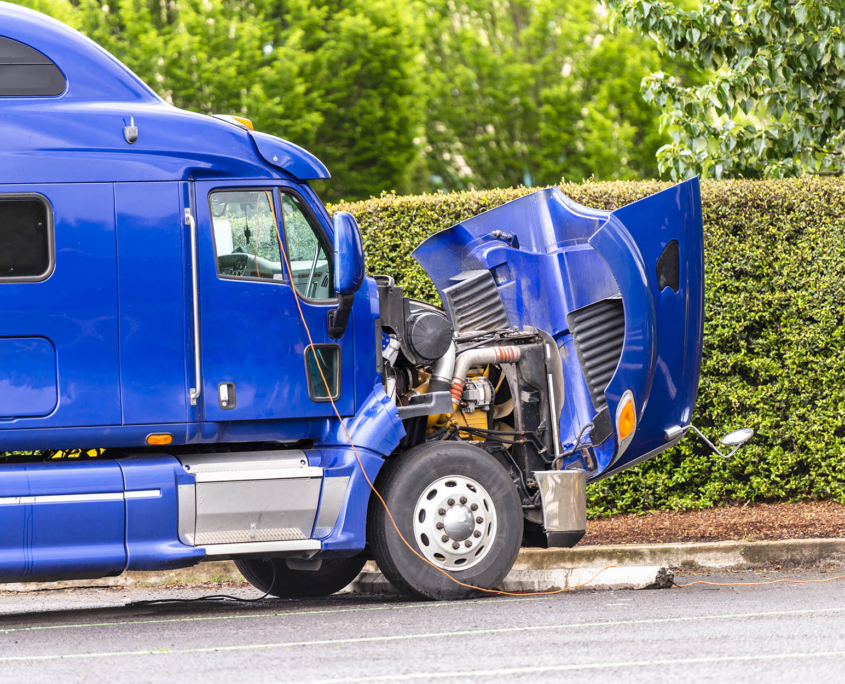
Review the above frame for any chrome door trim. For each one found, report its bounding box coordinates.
[186,207,202,406]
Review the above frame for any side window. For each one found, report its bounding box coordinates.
[281,193,335,300]
[305,344,341,401]
[0,195,53,281]
[0,37,66,97]
[209,190,283,281]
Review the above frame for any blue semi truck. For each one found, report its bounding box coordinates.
[0,2,704,600]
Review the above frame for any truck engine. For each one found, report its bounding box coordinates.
[377,270,581,547]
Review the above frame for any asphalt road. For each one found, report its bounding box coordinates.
[0,568,844,683]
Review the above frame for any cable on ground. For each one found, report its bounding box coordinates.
[672,574,845,589]
[270,203,616,597]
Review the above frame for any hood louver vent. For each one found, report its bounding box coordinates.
[442,270,511,334]
[566,297,625,411]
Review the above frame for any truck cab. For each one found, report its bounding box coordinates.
[0,2,704,600]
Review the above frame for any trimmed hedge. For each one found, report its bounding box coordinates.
[333,178,845,516]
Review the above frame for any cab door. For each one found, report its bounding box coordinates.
[195,181,354,423]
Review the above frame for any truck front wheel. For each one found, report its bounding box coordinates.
[368,441,523,600]
[235,556,366,598]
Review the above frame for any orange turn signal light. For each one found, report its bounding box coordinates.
[146,433,173,446]
[212,114,255,130]
[618,398,636,440]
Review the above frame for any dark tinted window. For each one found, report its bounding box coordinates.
[0,37,65,96]
[0,197,53,280]
[305,345,340,401]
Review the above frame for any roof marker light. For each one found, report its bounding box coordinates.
[212,114,254,130]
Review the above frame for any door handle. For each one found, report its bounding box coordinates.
[218,382,237,410]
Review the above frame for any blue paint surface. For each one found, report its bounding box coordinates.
[0,3,326,186]
[307,446,385,555]
[0,183,121,434]
[413,179,704,479]
[0,461,126,581]
[0,337,57,418]
[0,2,704,579]
[119,455,205,570]
[115,182,188,425]
[195,180,356,422]
[593,179,704,477]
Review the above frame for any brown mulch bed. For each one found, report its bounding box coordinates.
[581,501,845,546]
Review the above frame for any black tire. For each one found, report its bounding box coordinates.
[235,556,366,599]
[368,441,523,601]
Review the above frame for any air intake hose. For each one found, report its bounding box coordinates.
[450,346,521,406]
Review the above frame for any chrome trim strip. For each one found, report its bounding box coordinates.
[202,539,321,557]
[186,207,202,406]
[124,489,162,500]
[0,489,161,506]
[313,476,350,538]
[177,483,197,546]
[194,467,323,484]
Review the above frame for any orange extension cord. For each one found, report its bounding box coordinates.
[673,575,845,588]
[268,195,844,596]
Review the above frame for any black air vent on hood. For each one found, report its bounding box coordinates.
[442,270,511,334]
[566,296,625,412]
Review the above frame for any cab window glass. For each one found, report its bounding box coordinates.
[282,193,334,300]
[0,196,53,281]
[210,190,283,281]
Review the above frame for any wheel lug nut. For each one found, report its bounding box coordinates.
[470,503,478,511]
[452,541,460,550]
[448,498,455,506]
[473,530,481,538]
[442,535,450,542]
[436,522,444,529]
[465,540,472,548]
[438,508,446,515]
[460,496,467,504]
[476,516,484,524]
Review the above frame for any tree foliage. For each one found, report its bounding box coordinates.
[607,0,845,180]
[420,0,700,190]
[16,0,702,197]
[19,0,425,202]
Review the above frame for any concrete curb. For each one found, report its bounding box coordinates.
[348,566,673,595]
[513,538,845,572]
[1,538,841,594]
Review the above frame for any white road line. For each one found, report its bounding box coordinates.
[313,651,845,683]
[0,595,541,634]
[0,607,842,663]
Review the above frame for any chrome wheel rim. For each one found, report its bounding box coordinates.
[412,474,497,572]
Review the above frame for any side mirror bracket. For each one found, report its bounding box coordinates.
[328,294,355,339]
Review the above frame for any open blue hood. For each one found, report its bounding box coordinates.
[413,179,704,480]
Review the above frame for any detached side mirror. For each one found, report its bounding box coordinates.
[328,211,365,339]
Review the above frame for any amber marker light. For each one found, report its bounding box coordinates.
[146,433,173,446]
[618,398,636,440]
[212,114,255,130]
[615,390,637,458]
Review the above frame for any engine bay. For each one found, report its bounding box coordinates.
[375,272,587,547]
